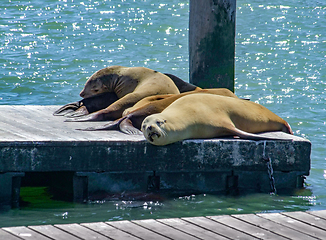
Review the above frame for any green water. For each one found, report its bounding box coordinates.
[0,187,314,227]
[0,0,325,227]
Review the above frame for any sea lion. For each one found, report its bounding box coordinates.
[141,93,293,146]
[66,66,180,121]
[79,88,238,134]
[163,73,200,93]
[54,72,195,118]
[122,87,237,116]
[53,92,118,117]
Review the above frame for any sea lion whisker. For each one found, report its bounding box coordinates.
[161,128,167,138]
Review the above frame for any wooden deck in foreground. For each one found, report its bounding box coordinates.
[1,210,326,239]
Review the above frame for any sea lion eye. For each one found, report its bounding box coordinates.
[156,120,166,126]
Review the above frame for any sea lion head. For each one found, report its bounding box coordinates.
[80,66,122,98]
[141,115,168,146]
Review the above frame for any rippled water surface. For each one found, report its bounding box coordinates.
[0,0,325,227]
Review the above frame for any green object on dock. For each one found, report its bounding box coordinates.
[0,106,311,208]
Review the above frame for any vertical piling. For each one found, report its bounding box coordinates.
[189,0,236,91]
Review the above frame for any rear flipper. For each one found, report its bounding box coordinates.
[76,117,142,135]
[53,101,81,116]
[119,118,142,135]
[230,127,293,141]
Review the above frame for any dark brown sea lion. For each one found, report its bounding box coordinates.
[78,88,238,134]
[141,93,293,146]
[53,92,118,117]
[65,66,180,122]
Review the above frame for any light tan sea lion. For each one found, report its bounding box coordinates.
[122,88,236,116]
[79,88,238,134]
[141,93,293,146]
[66,66,180,121]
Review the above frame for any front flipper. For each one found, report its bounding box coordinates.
[65,112,105,122]
[53,101,81,116]
[64,106,90,118]
[119,118,142,135]
[55,92,119,117]
[76,120,120,131]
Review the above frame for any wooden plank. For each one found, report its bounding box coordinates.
[132,219,200,240]
[258,212,326,239]
[0,105,145,142]
[55,223,109,240]
[0,111,64,141]
[182,216,258,240]
[0,111,52,141]
[81,222,141,240]
[29,225,81,240]
[232,213,318,240]
[307,210,326,220]
[157,218,229,240]
[4,105,117,141]
[106,220,169,240]
[6,106,80,141]
[282,211,326,231]
[11,105,121,141]
[0,128,30,141]
[208,215,289,240]
[2,226,52,240]
[0,228,25,240]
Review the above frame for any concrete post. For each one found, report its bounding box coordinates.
[189,0,236,91]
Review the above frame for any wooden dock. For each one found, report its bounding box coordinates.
[0,105,311,208]
[1,210,326,239]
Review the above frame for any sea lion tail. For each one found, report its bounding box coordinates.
[164,73,200,92]
[230,127,292,141]
[283,122,293,135]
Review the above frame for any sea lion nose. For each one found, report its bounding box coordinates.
[80,91,85,98]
